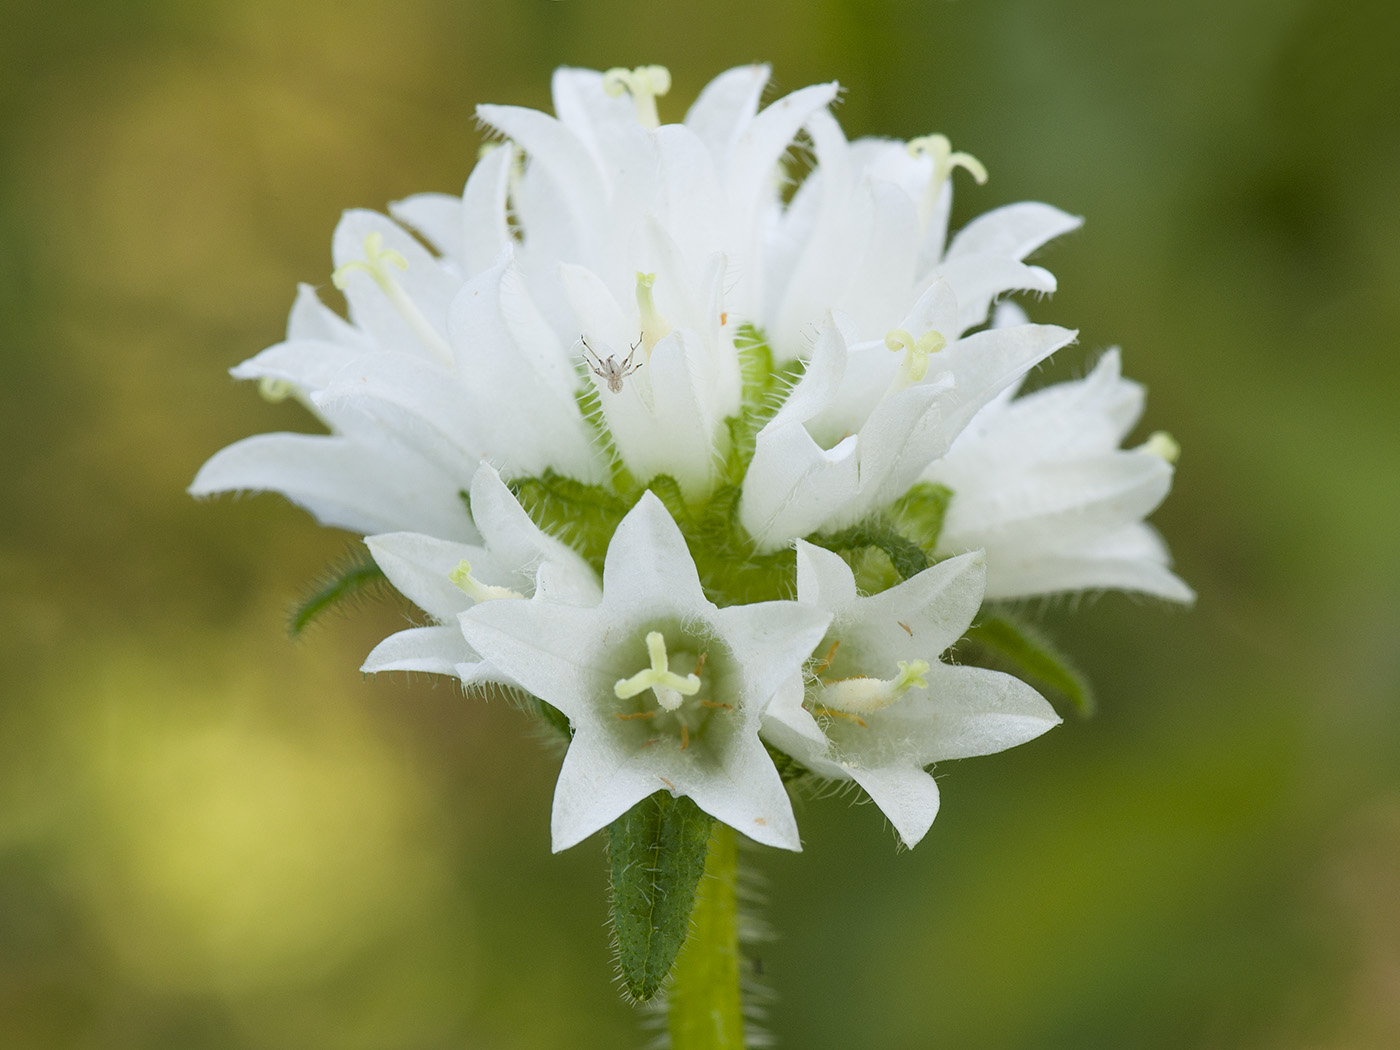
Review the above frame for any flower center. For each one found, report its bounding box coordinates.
[602,65,672,129]
[885,328,947,388]
[333,232,454,366]
[450,559,525,602]
[614,631,701,712]
[906,134,988,229]
[812,659,930,718]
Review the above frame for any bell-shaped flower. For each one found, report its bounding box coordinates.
[738,305,1076,550]
[361,463,601,678]
[926,330,1193,601]
[458,492,831,852]
[761,542,1061,848]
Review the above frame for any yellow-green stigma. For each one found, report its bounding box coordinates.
[602,65,672,129]
[449,559,524,603]
[1141,431,1181,464]
[907,133,988,228]
[614,631,701,713]
[885,328,947,387]
[332,232,453,366]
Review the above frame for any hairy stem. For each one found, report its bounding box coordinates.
[667,822,745,1050]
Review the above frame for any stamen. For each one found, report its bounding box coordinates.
[885,328,947,387]
[635,272,671,356]
[614,631,701,712]
[813,659,931,716]
[1141,431,1181,464]
[449,559,525,603]
[812,640,841,675]
[813,706,868,729]
[332,232,454,366]
[907,134,988,228]
[602,65,672,129]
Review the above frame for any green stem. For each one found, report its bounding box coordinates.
[667,822,745,1050]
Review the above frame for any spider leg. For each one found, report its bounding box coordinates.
[580,337,606,377]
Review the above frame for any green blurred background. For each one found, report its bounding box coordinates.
[3,0,1397,1047]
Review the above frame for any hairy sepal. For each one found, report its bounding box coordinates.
[961,612,1095,716]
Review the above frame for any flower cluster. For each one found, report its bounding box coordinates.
[193,65,1189,852]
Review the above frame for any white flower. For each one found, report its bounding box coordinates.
[761,542,1061,848]
[457,492,830,852]
[925,306,1194,602]
[360,462,600,678]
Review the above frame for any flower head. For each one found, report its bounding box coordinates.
[192,63,1187,851]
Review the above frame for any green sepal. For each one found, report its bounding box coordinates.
[961,613,1095,716]
[289,546,389,637]
[507,469,630,573]
[890,481,953,554]
[721,326,796,485]
[607,792,715,1002]
[809,517,932,582]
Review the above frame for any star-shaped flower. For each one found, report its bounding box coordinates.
[458,491,831,852]
[762,541,1061,848]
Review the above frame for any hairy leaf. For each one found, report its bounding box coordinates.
[608,792,714,1002]
[289,547,389,637]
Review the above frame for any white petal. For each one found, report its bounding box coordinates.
[364,532,483,622]
[476,104,606,248]
[845,762,941,848]
[908,667,1061,762]
[936,323,1078,436]
[469,464,601,603]
[362,625,475,676]
[286,283,369,348]
[458,599,609,721]
[461,143,516,277]
[684,64,770,164]
[314,355,484,474]
[190,433,473,539]
[549,727,675,852]
[937,257,1058,337]
[683,736,801,850]
[599,492,710,621]
[389,192,465,263]
[945,201,1083,262]
[230,339,359,395]
[331,210,459,358]
[848,551,987,662]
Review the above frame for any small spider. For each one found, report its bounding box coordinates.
[581,336,643,394]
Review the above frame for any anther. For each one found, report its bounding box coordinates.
[614,631,701,712]
[812,659,931,716]
[885,328,947,387]
[449,559,524,603]
[602,65,672,129]
[812,640,841,675]
[1141,431,1180,464]
[332,232,454,366]
[635,272,671,356]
